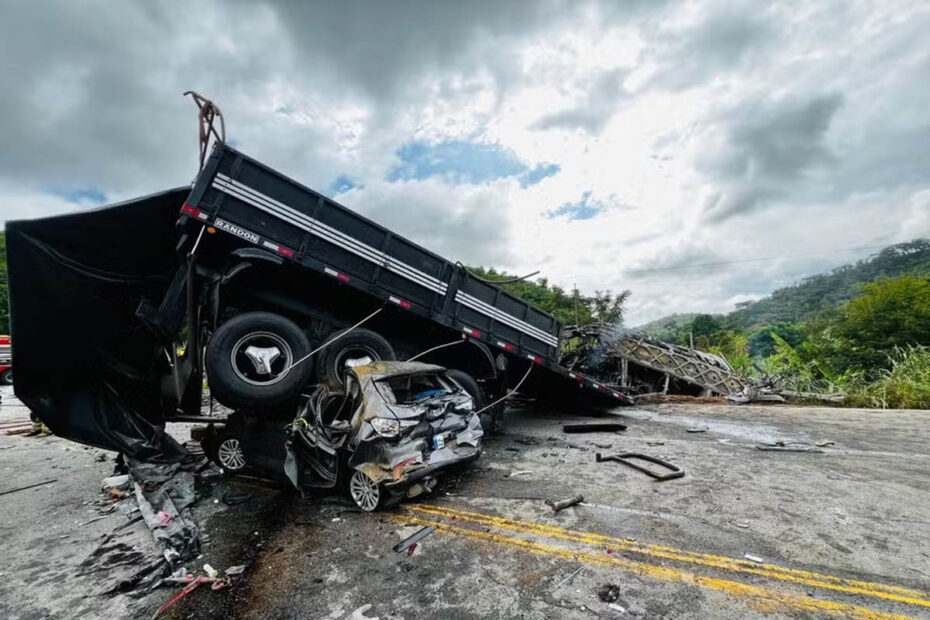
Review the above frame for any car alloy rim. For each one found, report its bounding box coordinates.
[349,469,380,511]
[217,438,246,470]
[230,331,293,386]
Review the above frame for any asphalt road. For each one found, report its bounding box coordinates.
[2,390,929,618]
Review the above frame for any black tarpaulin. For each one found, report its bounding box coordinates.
[6,188,192,461]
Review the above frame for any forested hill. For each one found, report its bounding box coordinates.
[638,239,930,335]
[730,239,930,328]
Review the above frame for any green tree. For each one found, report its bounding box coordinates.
[691,314,722,338]
[809,275,930,376]
[465,266,630,327]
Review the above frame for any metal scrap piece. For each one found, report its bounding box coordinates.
[563,423,627,434]
[546,494,584,512]
[393,525,436,553]
[595,452,685,481]
[755,442,822,453]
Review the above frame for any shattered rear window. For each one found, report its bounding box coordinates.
[375,373,457,405]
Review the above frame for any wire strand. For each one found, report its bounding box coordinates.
[473,363,534,415]
[406,339,464,362]
[285,305,385,372]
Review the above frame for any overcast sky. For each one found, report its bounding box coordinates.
[2,1,928,325]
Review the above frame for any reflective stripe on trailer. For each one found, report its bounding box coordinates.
[213,174,448,295]
[324,267,350,282]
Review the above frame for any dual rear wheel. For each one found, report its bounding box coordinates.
[205,312,395,409]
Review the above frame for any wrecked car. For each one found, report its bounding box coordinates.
[204,361,483,511]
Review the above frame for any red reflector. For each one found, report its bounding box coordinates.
[399,300,411,309]
[463,327,482,338]
[390,296,411,309]
[277,246,294,258]
[337,273,350,282]
[181,204,203,218]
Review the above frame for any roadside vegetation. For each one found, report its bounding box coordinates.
[640,239,930,409]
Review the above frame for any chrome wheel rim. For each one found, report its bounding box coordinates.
[349,469,380,511]
[230,331,293,386]
[333,345,380,382]
[217,438,246,470]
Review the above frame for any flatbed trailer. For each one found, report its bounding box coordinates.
[7,143,629,459]
[170,145,631,405]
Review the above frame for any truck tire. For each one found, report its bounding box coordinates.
[317,328,395,388]
[206,312,313,409]
[0,369,11,385]
[446,369,485,410]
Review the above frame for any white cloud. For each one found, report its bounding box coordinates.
[1,0,929,326]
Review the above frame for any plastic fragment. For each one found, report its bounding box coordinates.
[745,554,764,563]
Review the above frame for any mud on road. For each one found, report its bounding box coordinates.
[3,395,930,618]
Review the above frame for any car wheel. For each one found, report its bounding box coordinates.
[317,328,395,389]
[206,312,313,409]
[205,429,247,472]
[0,369,12,385]
[348,468,382,512]
[215,435,247,472]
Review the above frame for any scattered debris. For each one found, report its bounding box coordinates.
[129,459,203,564]
[552,566,584,588]
[755,441,823,453]
[815,440,835,447]
[744,554,764,563]
[608,602,627,614]
[393,525,436,553]
[79,515,109,526]
[507,470,534,478]
[736,522,750,529]
[0,478,57,497]
[225,565,247,576]
[152,574,229,618]
[595,452,685,481]
[101,474,129,491]
[348,604,380,620]
[223,490,254,505]
[563,423,627,434]
[546,494,584,513]
[686,427,707,433]
[597,583,620,602]
[203,564,218,578]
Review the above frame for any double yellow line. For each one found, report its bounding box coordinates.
[399,503,929,619]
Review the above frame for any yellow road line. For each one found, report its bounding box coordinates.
[396,514,916,620]
[407,503,930,609]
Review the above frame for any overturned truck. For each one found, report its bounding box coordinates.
[6,141,632,463]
